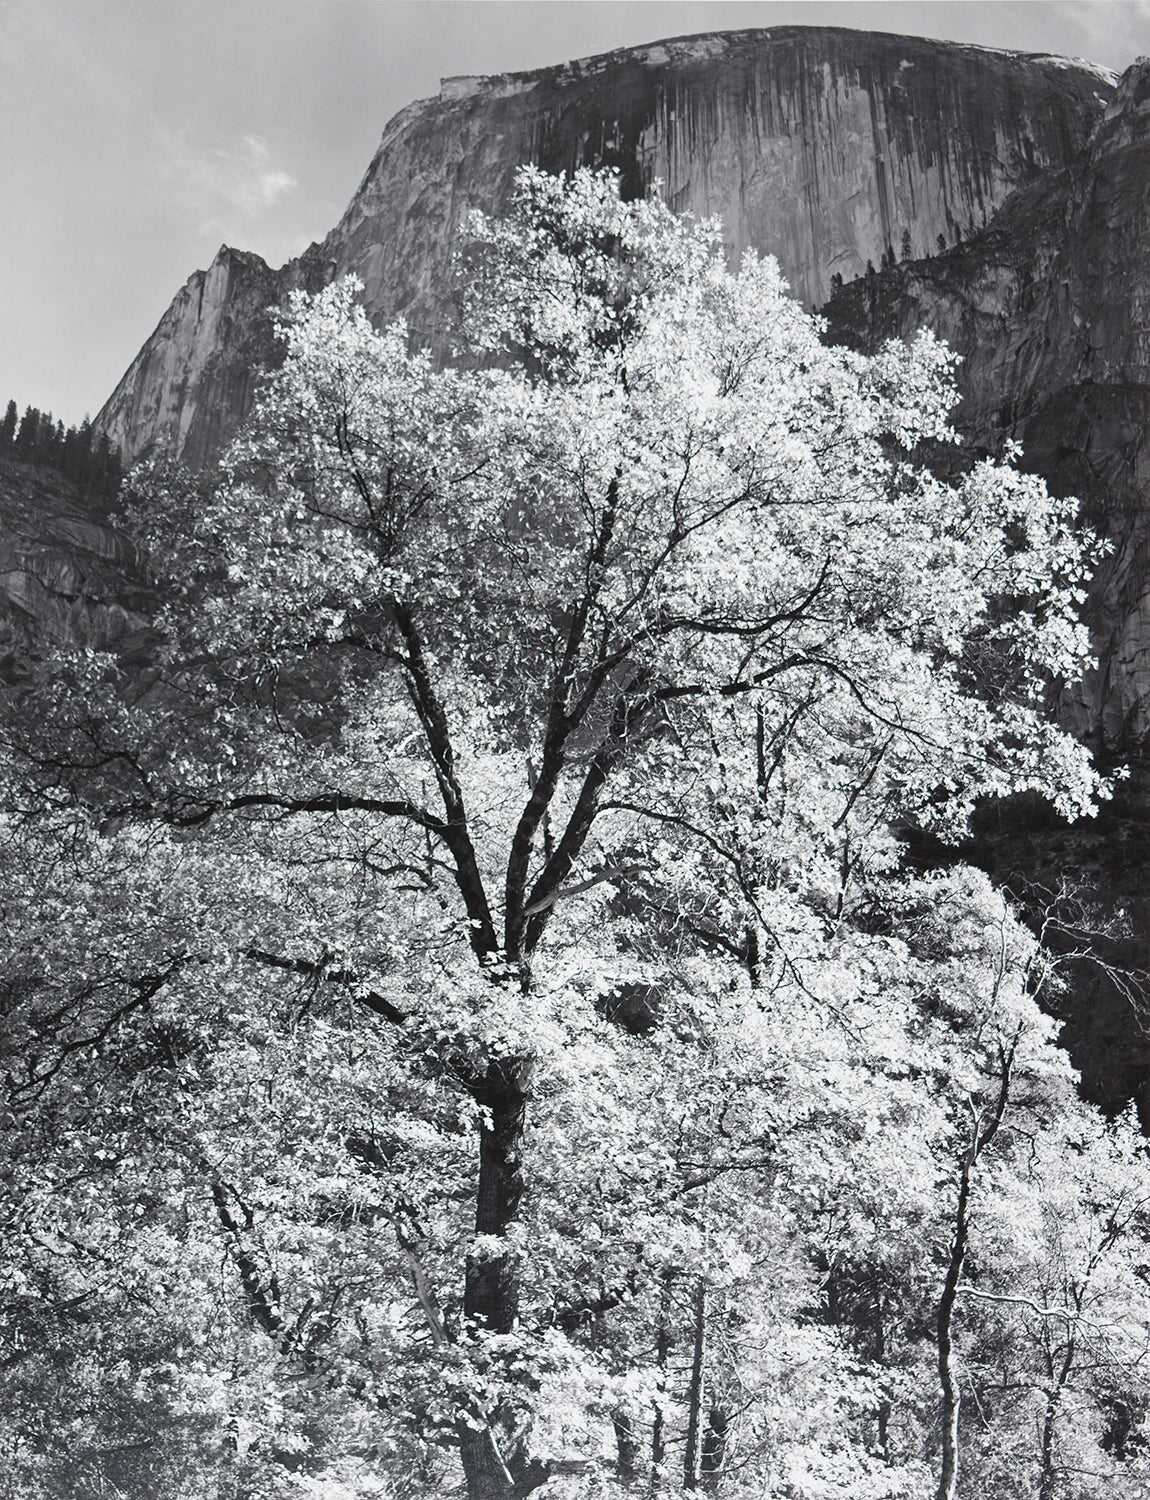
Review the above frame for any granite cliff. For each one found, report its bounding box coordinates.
[59,26,1150,1106]
[102,25,1150,746]
[824,55,1150,749]
[97,28,1113,469]
[0,458,149,678]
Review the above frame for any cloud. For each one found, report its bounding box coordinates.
[159,130,298,222]
[0,0,38,67]
[1057,0,1150,69]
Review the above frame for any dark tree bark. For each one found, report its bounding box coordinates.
[701,1407,729,1491]
[464,1054,533,1332]
[1038,1356,1074,1500]
[651,1272,672,1483]
[614,1408,642,1481]
[935,1161,970,1500]
[211,1183,283,1340]
[457,1053,543,1499]
[684,1279,708,1490]
[935,1035,1017,1500]
[457,1425,518,1500]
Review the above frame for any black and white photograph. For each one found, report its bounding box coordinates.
[4,2,1150,1496]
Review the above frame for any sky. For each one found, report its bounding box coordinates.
[3,0,1149,428]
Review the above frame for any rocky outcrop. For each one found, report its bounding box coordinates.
[0,459,151,674]
[97,248,313,473]
[824,57,1150,745]
[97,27,1113,469]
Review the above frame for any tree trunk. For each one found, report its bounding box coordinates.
[745,922,764,989]
[458,1425,518,1500]
[936,1042,1015,1500]
[936,1163,970,1500]
[1038,1340,1076,1500]
[650,1271,672,1489]
[701,1407,729,1491]
[614,1408,642,1482]
[684,1279,708,1491]
[465,1054,532,1332]
[876,1397,891,1460]
[1038,1393,1060,1500]
[458,1053,540,1500]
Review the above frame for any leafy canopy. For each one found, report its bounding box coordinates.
[1,167,1137,1500]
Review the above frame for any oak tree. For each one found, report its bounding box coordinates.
[3,168,1140,1500]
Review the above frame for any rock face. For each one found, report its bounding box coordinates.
[0,459,150,675]
[97,248,317,474]
[94,26,1150,750]
[63,28,1150,1112]
[824,56,1150,746]
[97,27,1112,468]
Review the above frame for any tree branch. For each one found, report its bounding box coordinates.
[504,475,620,955]
[172,790,443,832]
[390,598,498,958]
[520,674,652,958]
[246,948,408,1027]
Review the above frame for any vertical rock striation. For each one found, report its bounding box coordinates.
[97,27,1112,469]
[63,29,1150,1107]
[817,57,1150,1111]
[98,248,315,473]
[824,56,1150,745]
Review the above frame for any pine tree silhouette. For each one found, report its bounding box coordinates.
[1,396,122,502]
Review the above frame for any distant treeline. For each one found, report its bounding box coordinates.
[1,399,122,503]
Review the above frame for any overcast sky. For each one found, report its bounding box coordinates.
[3,0,1148,427]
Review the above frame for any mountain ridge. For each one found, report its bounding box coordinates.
[823,54,1150,744]
[97,26,1112,467]
[57,25,1150,1114]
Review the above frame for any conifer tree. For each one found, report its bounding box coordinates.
[14,405,38,460]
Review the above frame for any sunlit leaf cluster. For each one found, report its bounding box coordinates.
[1,168,1144,1500]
